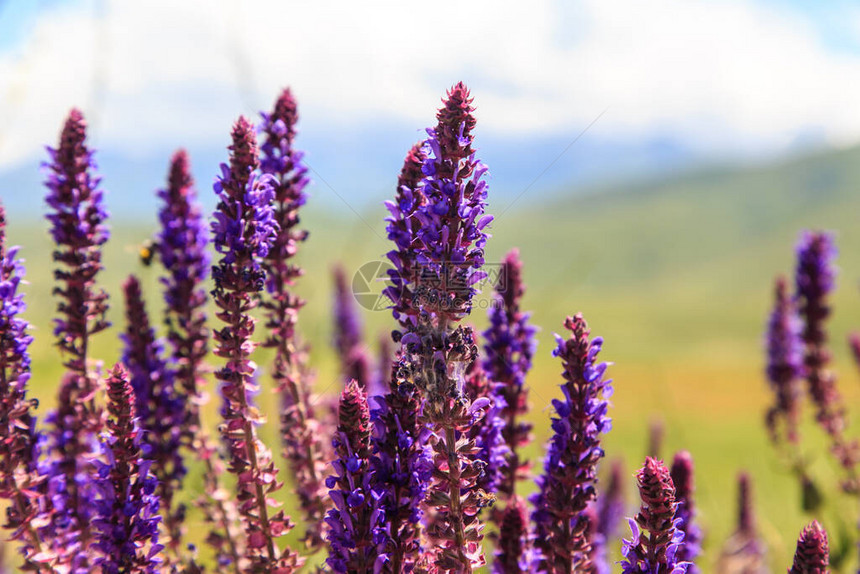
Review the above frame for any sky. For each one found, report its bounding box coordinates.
[2,0,860,214]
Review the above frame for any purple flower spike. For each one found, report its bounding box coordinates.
[333,264,372,390]
[483,249,537,503]
[370,357,432,574]
[155,150,210,445]
[121,275,186,552]
[531,313,613,573]
[212,117,302,572]
[0,204,49,569]
[325,380,384,573]
[384,142,427,328]
[596,459,626,544]
[493,496,535,574]
[765,276,804,446]
[464,360,509,497]
[794,231,860,490]
[789,521,829,574]
[385,83,491,329]
[43,108,110,569]
[258,89,328,551]
[670,451,702,572]
[620,457,689,574]
[93,364,163,574]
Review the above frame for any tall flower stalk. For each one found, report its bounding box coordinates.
[531,313,613,573]
[325,381,383,573]
[670,451,701,572]
[493,496,535,573]
[93,364,163,573]
[794,231,859,491]
[483,249,536,504]
[765,275,804,448]
[333,264,371,390]
[620,457,689,574]
[371,357,432,573]
[386,83,494,573]
[121,275,186,555]
[211,116,300,572]
[43,108,110,568]
[258,88,329,550]
[463,359,508,498]
[155,150,243,568]
[0,204,49,570]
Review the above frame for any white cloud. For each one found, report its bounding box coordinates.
[2,0,860,169]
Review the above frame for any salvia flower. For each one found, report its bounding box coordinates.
[43,108,109,568]
[0,204,48,568]
[370,357,433,573]
[409,83,492,324]
[531,313,613,573]
[420,326,493,573]
[794,231,859,490]
[333,264,372,390]
[670,451,702,572]
[717,472,768,574]
[463,358,508,497]
[93,364,163,574]
[620,458,689,574]
[596,458,626,545]
[765,276,804,446]
[121,275,186,552]
[258,89,328,551]
[493,496,535,574]
[155,149,210,445]
[211,116,301,571]
[384,142,427,328]
[591,459,626,574]
[483,248,537,503]
[325,380,384,573]
[789,521,829,574]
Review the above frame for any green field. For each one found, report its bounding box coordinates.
[6,143,860,571]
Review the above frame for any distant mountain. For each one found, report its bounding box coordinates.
[0,127,700,218]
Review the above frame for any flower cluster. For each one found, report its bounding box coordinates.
[670,451,702,572]
[493,497,535,574]
[531,313,613,572]
[789,521,829,574]
[370,357,432,573]
[765,276,804,446]
[384,142,427,328]
[325,380,384,572]
[794,231,859,489]
[93,364,162,574]
[155,149,210,445]
[463,360,508,497]
[258,88,329,551]
[121,275,186,552]
[620,457,689,574]
[483,248,537,504]
[43,108,110,570]
[0,204,46,567]
[333,265,371,390]
[211,117,300,571]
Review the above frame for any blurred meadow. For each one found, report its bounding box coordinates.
[6,141,860,570]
